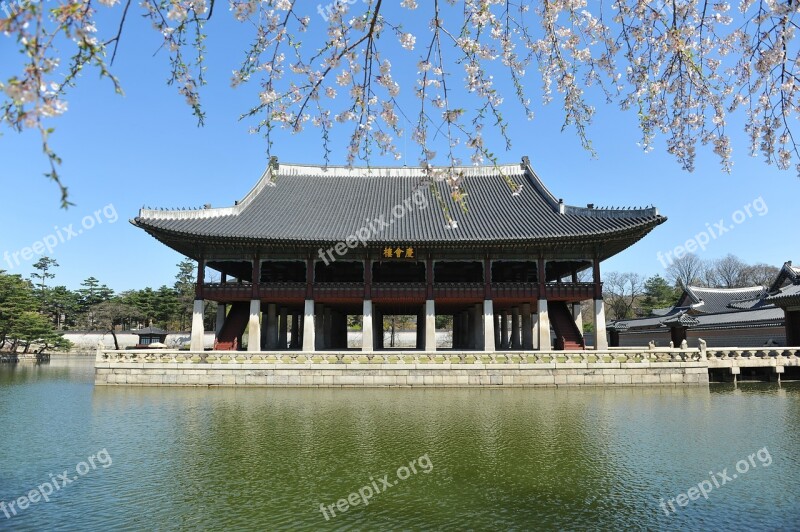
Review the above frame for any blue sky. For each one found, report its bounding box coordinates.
[0,3,796,291]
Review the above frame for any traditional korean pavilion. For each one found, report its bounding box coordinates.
[133,157,666,352]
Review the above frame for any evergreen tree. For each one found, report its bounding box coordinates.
[639,275,681,316]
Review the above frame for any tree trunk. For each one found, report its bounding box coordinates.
[109,329,120,350]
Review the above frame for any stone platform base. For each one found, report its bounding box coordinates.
[95,362,710,387]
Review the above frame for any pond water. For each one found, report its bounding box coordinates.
[1,357,798,530]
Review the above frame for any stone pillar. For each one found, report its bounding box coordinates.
[521,303,533,350]
[190,299,205,351]
[362,300,373,352]
[303,300,315,351]
[531,310,540,350]
[278,307,288,349]
[490,310,500,351]
[323,307,333,349]
[265,303,278,349]
[538,299,551,350]
[246,299,261,352]
[500,311,508,349]
[290,313,300,349]
[425,300,436,352]
[314,303,324,350]
[511,307,521,349]
[473,303,483,350]
[483,300,495,352]
[594,299,608,350]
[573,302,583,335]
[215,304,226,337]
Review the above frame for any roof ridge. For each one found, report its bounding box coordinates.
[687,285,765,292]
[275,161,526,177]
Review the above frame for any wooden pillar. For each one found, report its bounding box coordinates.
[251,255,260,299]
[592,257,602,300]
[195,258,205,299]
[364,257,372,299]
[426,255,434,299]
[483,257,492,299]
[537,257,545,299]
[306,257,314,299]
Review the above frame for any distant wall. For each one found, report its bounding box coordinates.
[616,327,786,348]
[617,330,671,348]
[63,332,215,352]
[687,327,785,347]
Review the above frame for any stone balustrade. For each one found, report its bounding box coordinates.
[705,348,800,360]
[97,348,705,365]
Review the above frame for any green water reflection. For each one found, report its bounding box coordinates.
[1,358,798,530]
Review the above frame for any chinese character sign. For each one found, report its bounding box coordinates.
[382,246,415,259]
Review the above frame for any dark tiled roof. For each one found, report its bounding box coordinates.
[766,284,800,305]
[610,306,784,330]
[768,261,800,292]
[662,313,700,327]
[133,159,665,251]
[692,307,785,329]
[681,285,767,314]
[609,308,686,330]
[132,326,168,335]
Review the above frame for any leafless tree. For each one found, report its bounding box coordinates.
[741,263,781,287]
[666,254,703,288]
[603,272,644,320]
[709,254,749,288]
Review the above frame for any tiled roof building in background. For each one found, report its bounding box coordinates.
[609,262,800,347]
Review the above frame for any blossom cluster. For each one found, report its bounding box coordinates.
[3,0,800,207]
